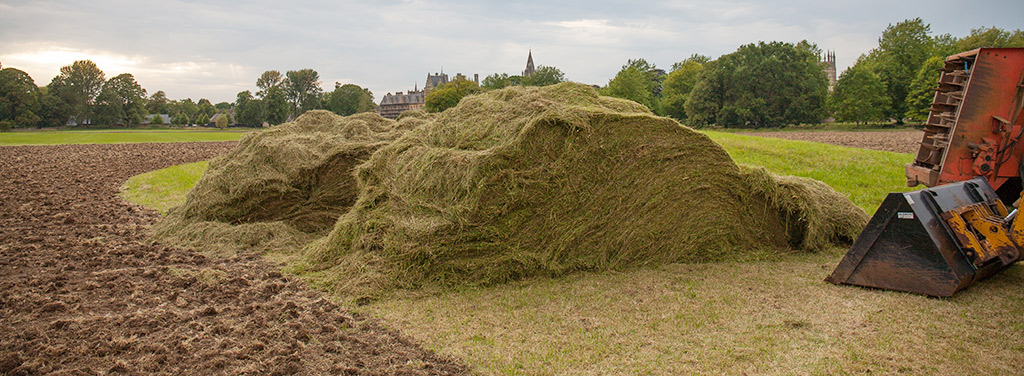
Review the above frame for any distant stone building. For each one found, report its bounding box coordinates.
[423,71,480,93]
[424,72,448,93]
[378,71,482,119]
[823,50,837,91]
[375,51,546,119]
[377,89,426,120]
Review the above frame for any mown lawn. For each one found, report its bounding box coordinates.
[124,131,1023,375]
[0,129,247,145]
[703,131,916,214]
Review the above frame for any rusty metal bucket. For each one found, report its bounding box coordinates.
[826,178,1019,296]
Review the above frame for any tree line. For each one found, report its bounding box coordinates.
[600,22,1022,127]
[420,21,1022,128]
[0,62,377,130]
[0,60,234,130]
[833,21,1024,125]
[232,69,375,126]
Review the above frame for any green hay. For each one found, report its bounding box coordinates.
[156,220,317,257]
[301,83,868,297]
[156,84,867,299]
[739,166,866,251]
[155,110,414,254]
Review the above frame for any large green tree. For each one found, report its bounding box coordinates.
[325,83,375,116]
[955,26,1024,51]
[255,70,285,98]
[147,90,169,114]
[482,65,564,90]
[197,98,216,123]
[685,41,828,127]
[874,18,934,124]
[671,54,710,70]
[263,86,290,124]
[0,67,42,128]
[829,60,890,125]
[170,98,199,125]
[656,58,705,121]
[48,60,105,125]
[522,66,565,86]
[932,33,962,58]
[38,86,70,127]
[898,26,1024,122]
[94,73,147,126]
[233,90,263,126]
[285,68,323,118]
[481,73,517,90]
[424,77,481,112]
[903,56,944,122]
[600,58,662,110]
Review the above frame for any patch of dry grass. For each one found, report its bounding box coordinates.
[361,249,1024,375]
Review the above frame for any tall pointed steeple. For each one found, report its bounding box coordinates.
[523,50,536,77]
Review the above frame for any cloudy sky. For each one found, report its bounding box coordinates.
[1,0,1021,104]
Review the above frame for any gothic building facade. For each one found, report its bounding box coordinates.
[378,52,534,120]
[377,71,480,119]
[376,90,425,120]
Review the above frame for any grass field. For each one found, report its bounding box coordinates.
[123,131,1024,375]
[703,131,916,214]
[122,161,210,214]
[0,129,247,145]
[714,123,920,132]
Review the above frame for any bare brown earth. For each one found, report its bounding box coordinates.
[0,142,470,375]
[740,130,923,154]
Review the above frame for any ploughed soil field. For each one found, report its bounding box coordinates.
[741,129,923,154]
[0,142,469,375]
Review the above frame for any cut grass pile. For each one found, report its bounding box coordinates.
[305,84,865,298]
[154,111,416,256]
[0,129,246,145]
[126,132,910,219]
[154,82,866,300]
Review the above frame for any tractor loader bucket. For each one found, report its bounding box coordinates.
[826,178,1019,296]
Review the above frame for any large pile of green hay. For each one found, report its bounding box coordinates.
[299,83,868,297]
[154,84,867,298]
[155,110,415,255]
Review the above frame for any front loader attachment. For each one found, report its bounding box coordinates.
[826,178,1020,296]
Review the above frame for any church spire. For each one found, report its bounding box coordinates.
[523,49,536,77]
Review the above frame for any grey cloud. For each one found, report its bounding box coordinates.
[1,0,1022,103]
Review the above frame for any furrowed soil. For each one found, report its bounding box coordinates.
[740,130,922,154]
[0,142,470,375]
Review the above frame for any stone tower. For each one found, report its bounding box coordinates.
[523,50,535,77]
[823,50,837,91]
